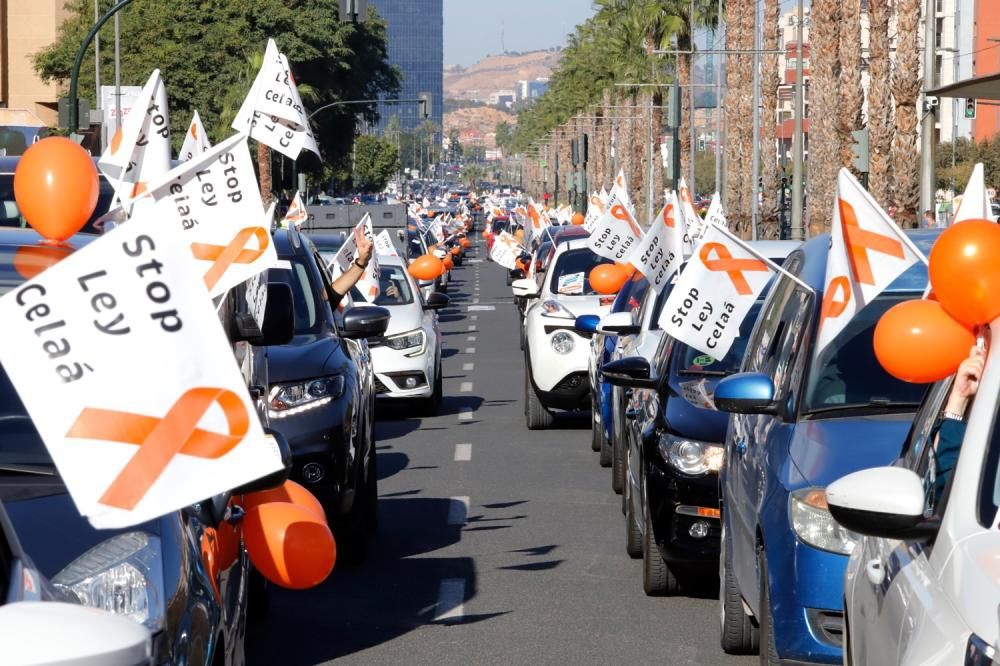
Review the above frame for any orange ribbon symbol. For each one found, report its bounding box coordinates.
[611,204,643,236]
[662,203,676,228]
[820,275,852,328]
[66,388,249,510]
[699,242,769,295]
[839,198,904,286]
[191,228,270,291]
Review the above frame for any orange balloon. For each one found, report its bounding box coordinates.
[214,519,241,571]
[408,254,445,280]
[14,137,100,241]
[460,238,471,249]
[590,264,629,295]
[442,256,455,271]
[874,299,975,383]
[243,480,326,523]
[244,502,336,590]
[13,244,75,280]
[450,246,461,256]
[929,220,1000,327]
[572,212,585,226]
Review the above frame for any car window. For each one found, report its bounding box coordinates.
[900,378,955,519]
[269,257,323,334]
[352,264,414,306]
[0,366,53,466]
[636,281,659,328]
[651,333,675,383]
[674,301,765,376]
[547,248,614,296]
[743,253,802,374]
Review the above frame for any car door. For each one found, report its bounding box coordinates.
[627,334,675,513]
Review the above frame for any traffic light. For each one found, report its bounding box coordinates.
[965,98,977,120]
[697,137,706,152]
[418,92,432,119]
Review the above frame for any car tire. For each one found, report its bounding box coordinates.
[624,478,642,559]
[611,434,625,493]
[519,326,526,351]
[642,501,680,596]
[719,524,759,655]
[524,366,554,430]
[758,548,781,665]
[598,429,612,467]
[590,415,602,452]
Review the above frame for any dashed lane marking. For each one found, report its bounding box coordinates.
[465,347,476,354]
[454,443,472,461]
[458,408,474,421]
[463,362,474,371]
[460,381,473,392]
[467,336,476,342]
[467,305,495,312]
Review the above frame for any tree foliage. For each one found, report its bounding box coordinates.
[34,0,399,191]
[353,134,399,192]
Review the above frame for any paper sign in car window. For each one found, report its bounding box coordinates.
[558,272,584,295]
[0,212,283,529]
[679,379,716,410]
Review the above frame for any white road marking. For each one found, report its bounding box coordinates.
[467,335,477,342]
[454,443,472,461]
[460,381,473,392]
[471,315,479,321]
[467,259,483,264]
[465,347,476,354]
[468,324,476,331]
[467,305,495,312]
[434,578,466,622]
[472,298,480,304]
[447,496,469,524]
[463,362,474,371]
[458,408,474,421]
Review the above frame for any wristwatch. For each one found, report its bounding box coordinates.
[943,410,965,422]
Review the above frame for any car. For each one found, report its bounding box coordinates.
[0,227,294,665]
[713,230,939,664]
[265,227,390,561]
[516,237,616,429]
[605,294,766,596]
[0,156,116,233]
[828,324,1000,665]
[351,254,449,411]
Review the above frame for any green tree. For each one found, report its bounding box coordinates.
[447,128,463,162]
[353,134,399,192]
[495,121,513,155]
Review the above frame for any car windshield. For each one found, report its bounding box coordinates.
[352,264,414,306]
[0,174,116,235]
[0,366,54,467]
[674,301,764,376]
[309,236,345,265]
[269,258,324,334]
[802,293,927,414]
[548,248,614,296]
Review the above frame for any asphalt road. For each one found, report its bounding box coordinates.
[250,240,755,666]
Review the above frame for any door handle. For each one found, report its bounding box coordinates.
[865,558,885,586]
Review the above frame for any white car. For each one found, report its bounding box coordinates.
[515,237,617,429]
[828,317,1000,665]
[352,254,449,412]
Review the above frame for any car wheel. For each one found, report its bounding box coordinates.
[612,433,625,493]
[590,414,602,452]
[758,548,781,665]
[624,475,642,558]
[719,524,759,655]
[524,366,554,430]
[598,428,612,467]
[642,500,680,596]
[519,326,525,351]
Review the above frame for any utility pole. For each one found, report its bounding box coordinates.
[750,0,762,240]
[790,0,805,241]
[919,0,937,217]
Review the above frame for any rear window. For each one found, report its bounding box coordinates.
[548,248,614,296]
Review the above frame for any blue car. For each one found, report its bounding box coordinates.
[714,230,938,664]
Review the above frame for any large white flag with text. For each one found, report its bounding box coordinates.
[627,195,685,293]
[588,202,643,262]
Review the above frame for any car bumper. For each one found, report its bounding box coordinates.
[526,325,591,395]
[371,344,435,398]
[645,449,721,565]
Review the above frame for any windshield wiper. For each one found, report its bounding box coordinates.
[804,399,921,417]
[0,464,56,476]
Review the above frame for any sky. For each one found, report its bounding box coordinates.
[444,0,596,68]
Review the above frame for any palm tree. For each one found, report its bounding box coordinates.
[725,0,754,236]
[838,0,864,176]
[760,0,781,238]
[867,0,894,207]
[806,0,842,231]
[892,0,921,227]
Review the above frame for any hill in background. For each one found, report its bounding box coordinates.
[445,49,561,101]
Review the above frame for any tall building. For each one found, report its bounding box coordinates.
[0,0,71,127]
[971,0,1000,141]
[369,0,443,140]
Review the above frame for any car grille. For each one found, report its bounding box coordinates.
[553,372,587,394]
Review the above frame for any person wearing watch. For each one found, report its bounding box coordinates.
[329,226,374,309]
[932,344,986,503]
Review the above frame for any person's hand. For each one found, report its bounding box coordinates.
[386,283,400,298]
[355,227,373,267]
[946,345,986,414]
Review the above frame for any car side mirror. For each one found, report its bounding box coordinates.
[247,282,295,347]
[574,314,600,334]
[714,372,778,414]
[424,291,450,310]
[602,356,655,389]
[827,467,940,540]
[341,305,391,339]
[512,278,539,297]
[230,428,292,497]
[599,311,640,336]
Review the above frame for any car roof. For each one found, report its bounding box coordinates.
[0,227,96,250]
[553,227,589,243]
[376,253,406,267]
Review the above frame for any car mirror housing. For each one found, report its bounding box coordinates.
[827,467,940,540]
[341,305,391,340]
[598,311,640,336]
[511,278,539,297]
[602,356,655,389]
[714,373,778,414]
[574,314,600,334]
[424,291,450,311]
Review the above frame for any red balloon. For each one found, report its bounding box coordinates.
[929,220,1000,327]
[244,502,336,590]
[874,299,975,383]
[408,254,444,280]
[243,480,326,523]
[14,137,100,242]
[590,264,629,294]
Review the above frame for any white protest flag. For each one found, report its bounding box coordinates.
[422,196,432,209]
[678,176,704,240]
[0,212,283,528]
[525,200,545,246]
[491,231,524,269]
[374,229,398,256]
[588,201,644,262]
[557,205,573,225]
[953,163,994,223]
[142,133,276,298]
[232,39,320,159]
[330,216,381,299]
[179,110,211,162]
[704,192,727,230]
[99,69,171,203]
[584,192,606,232]
[280,191,308,229]
[815,169,927,353]
[611,168,636,218]
[627,197,685,293]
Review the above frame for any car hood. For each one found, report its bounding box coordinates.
[1,480,160,578]
[787,413,914,487]
[381,303,423,336]
[267,333,342,383]
[553,295,613,318]
[663,375,730,443]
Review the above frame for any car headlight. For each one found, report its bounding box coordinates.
[386,329,426,357]
[540,299,575,319]
[53,532,165,631]
[551,331,575,354]
[269,376,345,418]
[790,488,860,555]
[658,434,724,475]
